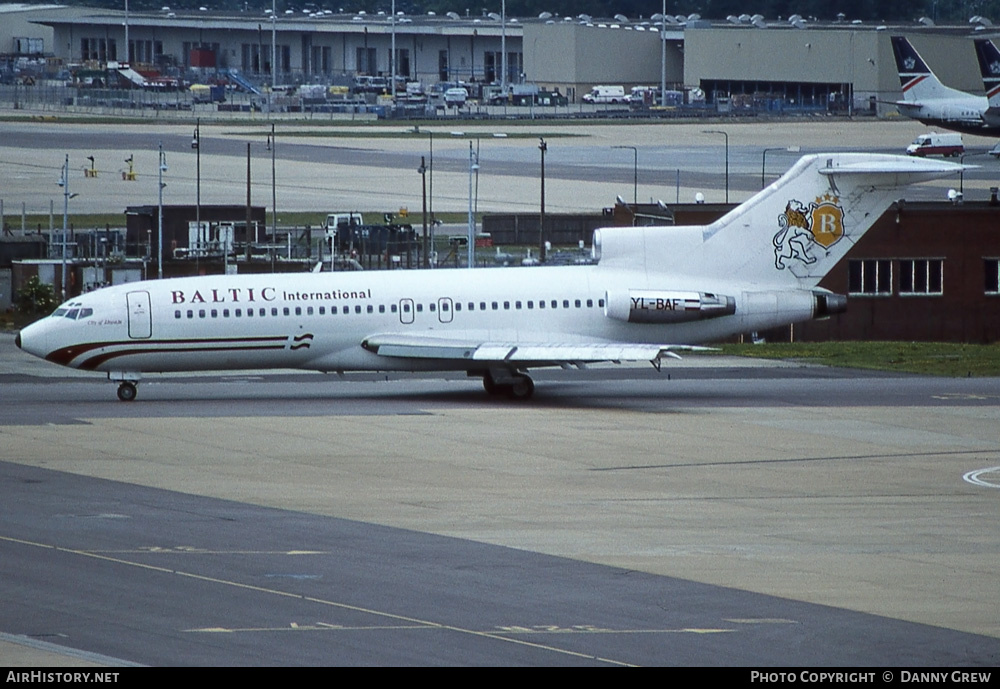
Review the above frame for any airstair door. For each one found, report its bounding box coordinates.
[399,298,414,324]
[126,290,152,339]
[437,297,454,323]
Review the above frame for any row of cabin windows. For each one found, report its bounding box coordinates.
[174,297,606,320]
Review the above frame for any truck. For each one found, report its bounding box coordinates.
[190,83,225,103]
[906,132,964,157]
[323,212,364,243]
[582,85,626,104]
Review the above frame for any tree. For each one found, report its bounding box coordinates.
[16,276,57,316]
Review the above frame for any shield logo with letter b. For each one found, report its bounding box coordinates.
[810,198,844,248]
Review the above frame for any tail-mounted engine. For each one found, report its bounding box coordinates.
[813,291,847,318]
[605,290,736,324]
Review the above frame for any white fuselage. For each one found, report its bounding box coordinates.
[16,264,804,376]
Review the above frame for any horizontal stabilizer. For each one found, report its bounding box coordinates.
[818,155,973,184]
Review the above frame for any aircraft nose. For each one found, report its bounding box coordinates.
[15,320,50,360]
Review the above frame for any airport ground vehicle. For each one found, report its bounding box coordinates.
[444,87,469,107]
[583,85,626,104]
[906,132,964,157]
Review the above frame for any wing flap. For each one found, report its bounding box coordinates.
[363,334,707,364]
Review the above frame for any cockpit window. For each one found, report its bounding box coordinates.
[52,304,93,320]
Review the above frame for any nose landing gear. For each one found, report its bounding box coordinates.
[116,381,138,402]
[110,372,141,402]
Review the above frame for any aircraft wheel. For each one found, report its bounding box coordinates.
[483,372,502,395]
[117,381,137,402]
[508,375,535,400]
[483,371,513,396]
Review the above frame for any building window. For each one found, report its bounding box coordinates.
[986,259,1000,295]
[899,259,943,296]
[848,259,892,296]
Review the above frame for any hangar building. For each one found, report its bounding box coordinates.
[15,6,997,115]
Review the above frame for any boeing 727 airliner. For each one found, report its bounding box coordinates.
[15,153,963,401]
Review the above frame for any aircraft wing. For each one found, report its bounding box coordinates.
[361,334,710,364]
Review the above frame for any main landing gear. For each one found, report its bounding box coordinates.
[481,369,535,400]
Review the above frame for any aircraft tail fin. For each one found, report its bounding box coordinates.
[891,35,962,103]
[597,154,964,289]
[975,38,1000,106]
[702,154,963,287]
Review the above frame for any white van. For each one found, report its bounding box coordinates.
[443,87,468,107]
[906,132,964,157]
[583,85,626,104]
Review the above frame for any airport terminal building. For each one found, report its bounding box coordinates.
[3,5,997,114]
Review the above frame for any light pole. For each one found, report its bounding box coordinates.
[702,129,729,203]
[467,142,478,268]
[501,0,507,94]
[613,145,638,204]
[57,154,76,301]
[191,118,200,250]
[761,145,800,188]
[428,129,434,225]
[266,122,276,241]
[659,0,666,107]
[390,0,396,89]
[157,141,167,279]
[418,155,428,268]
[270,0,276,113]
[539,137,547,263]
[959,151,985,195]
[124,0,129,63]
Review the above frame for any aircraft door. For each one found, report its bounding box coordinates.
[399,298,414,324]
[437,298,453,323]
[126,290,152,339]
